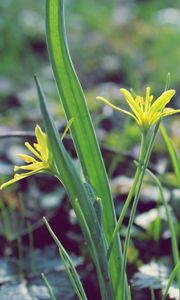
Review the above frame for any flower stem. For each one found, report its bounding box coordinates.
[162,262,180,300]
[145,168,180,292]
[120,122,160,299]
[107,133,146,259]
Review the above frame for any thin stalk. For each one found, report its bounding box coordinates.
[150,287,155,300]
[107,132,146,259]
[73,199,106,300]
[8,201,17,238]
[162,262,180,300]
[28,222,36,274]
[41,273,56,300]
[127,286,132,300]
[145,168,180,290]
[59,249,85,300]
[120,122,160,299]
[17,234,24,278]
[0,201,11,240]
[19,193,25,229]
[43,217,88,300]
[160,125,180,187]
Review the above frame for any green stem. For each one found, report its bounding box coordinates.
[145,168,180,290]
[150,287,155,300]
[107,133,146,259]
[0,201,11,240]
[73,200,107,299]
[28,222,36,275]
[41,273,56,300]
[120,123,160,300]
[43,217,88,300]
[162,262,180,300]
[160,124,180,187]
[59,249,85,300]
[17,234,24,278]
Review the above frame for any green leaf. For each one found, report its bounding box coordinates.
[41,273,56,300]
[35,76,114,300]
[43,217,88,300]
[160,124,180,188]
[45,1,124,298]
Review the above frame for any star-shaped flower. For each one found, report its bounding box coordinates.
[1,119,74,190]
[97,87,180,131]
[1,125,52,189]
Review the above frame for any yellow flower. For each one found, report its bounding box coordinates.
[1,119,74,189]
[97,87,180,131]
[0,125,52,189]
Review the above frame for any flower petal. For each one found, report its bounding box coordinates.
[14,162,44,171]
[96,96,138,121]
[16,154,36,163]
[0,169,39,189]
[120,88,142,120]
[159,108,180,118]
[25,142,42,160]
[150,89,175,113]
[35,125,47,152]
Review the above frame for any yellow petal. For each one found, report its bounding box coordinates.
[150,89,176,113]
[0,169,39,190]
[96,96,138,121]
[160,108,180,118]
[120,88,142,120]
[149,112,161,125]
[35,125,47,152]
[25,142,42,160]
[14,162,44,171]
[33,143,41,153]
[16,154,36,163]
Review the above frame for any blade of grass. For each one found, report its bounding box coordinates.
[27,222,36,275]
[150,287,155,300]
[160,124,180,187]
[43,217,88,300]
[41,273,56,300]
[45,1,124,298]
[144,167,180,290]
[162,262,180,300]
[0,201,11,240]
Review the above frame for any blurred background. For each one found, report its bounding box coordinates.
[0,0,180,299]
[1,0,180,174]
[0,0,180,148]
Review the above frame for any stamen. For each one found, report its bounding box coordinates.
[135,96,144,106]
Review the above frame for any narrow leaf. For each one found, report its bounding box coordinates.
[45,1,123,297]
[43,217,88,300]
[35,76,114,299]
[41,273,56,300]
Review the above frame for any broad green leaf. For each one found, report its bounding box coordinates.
[35,76,114,300]
[45,1,124,298]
